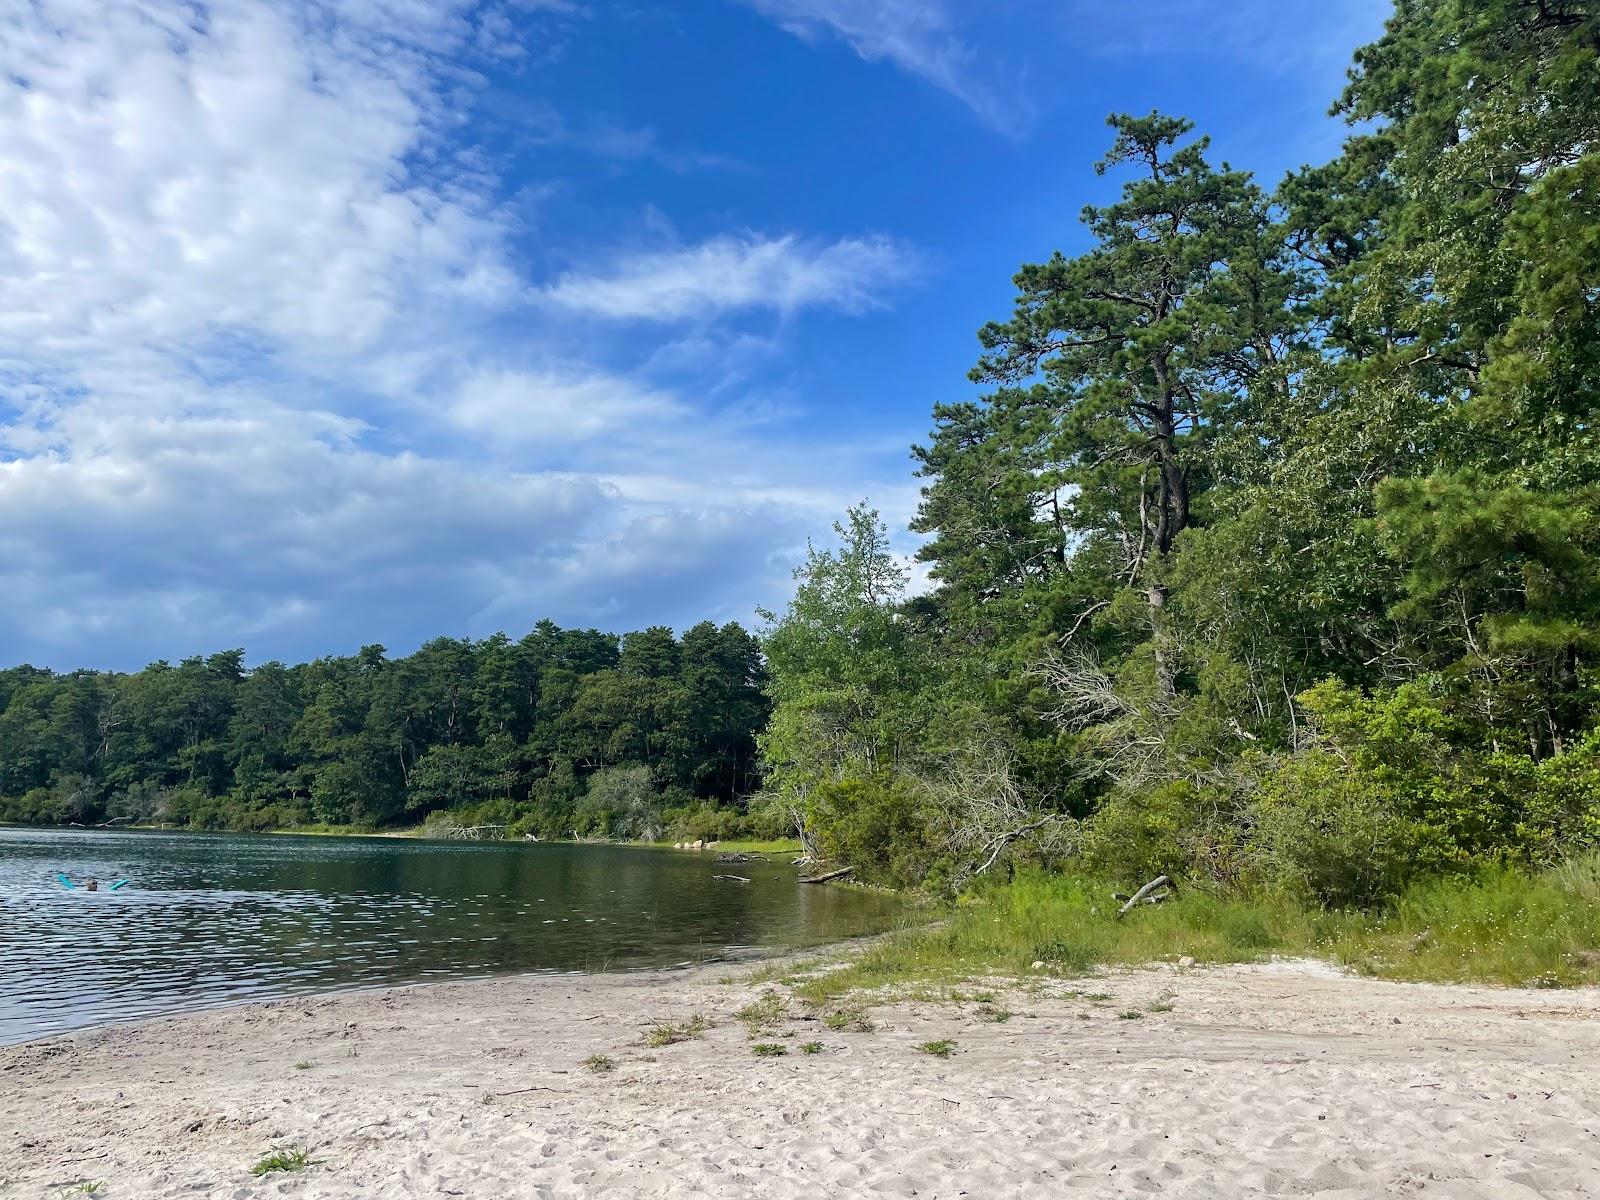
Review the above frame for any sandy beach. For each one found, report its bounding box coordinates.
[5,954,1600,1199]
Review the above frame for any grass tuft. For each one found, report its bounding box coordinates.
[821,1005,875,1033]
[800,1041,825,1054]
[583,1054,616,1074]
[750,1042,787,1057]
[642,1014,710,1047]
[917,1039,957,1058]
[250,1147,313,1177]
[735,993,788,1037]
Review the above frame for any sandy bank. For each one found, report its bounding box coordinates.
[4,956,1600,1198]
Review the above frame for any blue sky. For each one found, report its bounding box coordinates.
[0,0,1389,671]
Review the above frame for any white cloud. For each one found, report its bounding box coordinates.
[0,0,925,669]
[0,0,521,364]
[736,0,1025,133]
[541,233,918,322]
[450,367,686,442]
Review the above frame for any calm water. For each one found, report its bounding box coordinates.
[0,828,901,1045]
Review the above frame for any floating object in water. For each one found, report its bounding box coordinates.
[54,873,130,891]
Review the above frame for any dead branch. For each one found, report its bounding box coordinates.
[1116,875,1172,919]
[799,866,855,884]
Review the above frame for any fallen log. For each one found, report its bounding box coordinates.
[799,865,854,885]
[712,874,751,884]
[1115,875,1171,919]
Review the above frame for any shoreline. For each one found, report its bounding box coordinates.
[7,954,1600,1198]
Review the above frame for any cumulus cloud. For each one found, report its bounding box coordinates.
[540,233,918,322]
[0,0,924,670]
[0,0,517,362]
[735,0,1026,133]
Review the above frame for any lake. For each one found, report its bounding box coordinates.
[0,827,902,1045]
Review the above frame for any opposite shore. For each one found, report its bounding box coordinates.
[6,950,1600,1198]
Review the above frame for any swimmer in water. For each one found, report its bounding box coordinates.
[85,877,98,892]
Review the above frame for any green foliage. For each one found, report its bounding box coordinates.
[800,1040,825,1054]
[917,1039,957,1057]
[0,619,768,837]
[794,866,1600,1002]
[250,1147,313,1177]
[805,775,944,889]
[749,1042,787,1057]
[760,1,1600,914]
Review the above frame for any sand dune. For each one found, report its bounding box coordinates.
[5,956,1600,1198]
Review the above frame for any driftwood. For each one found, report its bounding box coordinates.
[716,852,769,863]
[1115,875,1172,919]
[799,865,855,885]
[434,823,509,841]
[712,874,751,884]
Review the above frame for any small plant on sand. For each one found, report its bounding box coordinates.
[975,1004,1012,1023]
[736,993,788,1037]
[250,1146,314,1177]
[918,1039,957,1058]
[1086,992,1113,1002]
[584,1054,617,1074]
[643,1014,710,1047]
[292,1060,314,1070]
[1147,994,1176,1013]
[751,1042,788,1057]
[822,1005,875,1033]
[58,1184,103,1197]
[1117,1010,1145,1021]
[800,1041,825,1054]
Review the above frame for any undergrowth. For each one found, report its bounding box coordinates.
[790,859,1600,1003]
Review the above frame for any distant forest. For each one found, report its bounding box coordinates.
[0,620,768,839]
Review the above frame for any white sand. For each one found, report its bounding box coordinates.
[5,955,1600,1198]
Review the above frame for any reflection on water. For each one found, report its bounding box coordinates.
[0,828,900,1045]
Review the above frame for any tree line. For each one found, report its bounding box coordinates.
[760,0,1600,903]
[0,620,768,840]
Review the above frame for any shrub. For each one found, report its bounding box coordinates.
[807,774,944,888]
[576,766,664,841]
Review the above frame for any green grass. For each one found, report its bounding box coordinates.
[820,1004,875,1033]
[786,862,1600,1004]
[975,1004,1012,1023]
[642,1014,711,1047]
[735,992,788,1037]
[800,1040,825,1054]
[583,1054,616,1074]
[917,1039,957,1058]
[750,1042,787,1057]
[250,1147,314,1177]
[1116,1009,1144,1020]
[57,1184,103,1197]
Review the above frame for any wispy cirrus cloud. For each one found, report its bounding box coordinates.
[540,233,919,321]
[734,0,1028,134]
[1063,0,1389,74]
